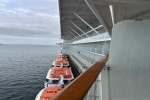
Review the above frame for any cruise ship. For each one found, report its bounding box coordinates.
[37,0,150,100]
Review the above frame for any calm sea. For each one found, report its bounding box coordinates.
[0,45,61,100]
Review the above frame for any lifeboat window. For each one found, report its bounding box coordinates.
[64,80,69,84]
[48,80,53,84]
[47,91,53,93]
[45,79,49,82]
[55,91,57,93]
[53,80,58,84]
[50,91,53,93]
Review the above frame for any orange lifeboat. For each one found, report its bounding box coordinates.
[35,86,62,100]
[44,67,74,87]
[52,54,69,67]
[36,75,65,100]
[56,54,67,60]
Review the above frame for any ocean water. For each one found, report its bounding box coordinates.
[0,45,61,100]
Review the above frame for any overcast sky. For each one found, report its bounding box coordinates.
[0,0,61,45]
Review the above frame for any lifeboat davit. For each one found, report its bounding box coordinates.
[35,75,64,100]
[44,66,74,87]
[52,53,69,67]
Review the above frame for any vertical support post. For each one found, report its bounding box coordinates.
[101,66,109,100]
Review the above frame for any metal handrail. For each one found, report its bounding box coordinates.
[51,54,109,100]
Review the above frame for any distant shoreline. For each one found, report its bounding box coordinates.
[0,44,61,46]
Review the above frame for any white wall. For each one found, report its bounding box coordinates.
[108,20,150,100]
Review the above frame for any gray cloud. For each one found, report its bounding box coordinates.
[0,0,61,45]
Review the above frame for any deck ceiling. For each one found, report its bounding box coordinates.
[59,0,150,41]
